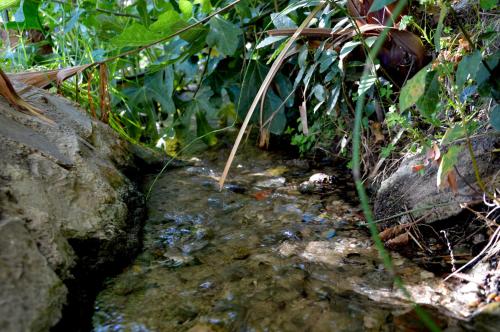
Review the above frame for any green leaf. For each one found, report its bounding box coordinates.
[136,0,150,27]
[369,0,397,13]
[441,124,467,145]
[206,15,242,56]
[237,61,290,134]
[313,84,325,102]
[0,0,19,10]
[256,35,287,49]
[415,70,440,118]
[437,145,463,188]
[339,41,361,62]
[178,0,193,17]
[194,0,212,14]
[318,49,337,73]
[456,50,482,89]
[271,13,297,28]
[358,73,377,95]
[480,0,497,10]
[195,111,218,146]
[8,0,42,30]
[399,65,429,111]
[111,23,160,47]
[150,10,183,33]
[491,104,500,131]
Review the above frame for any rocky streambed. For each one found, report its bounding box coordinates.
[91,145,497,332]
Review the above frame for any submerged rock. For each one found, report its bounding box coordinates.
[254,177,286,188]
[299,173,336,194]
[0,83,147,331]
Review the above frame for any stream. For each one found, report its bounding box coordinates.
[92,146,462,331]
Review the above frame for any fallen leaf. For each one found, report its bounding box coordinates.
[385,232,409,249]
[253,190,272,201]
[412,164,425,172]
[379,224,406,241]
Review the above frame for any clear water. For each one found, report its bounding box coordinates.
[93,146,458,331]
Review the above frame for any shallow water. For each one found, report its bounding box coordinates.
[92,146,461,331]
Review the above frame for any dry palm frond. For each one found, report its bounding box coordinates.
[8,64,93,90]
[0,68,54,124]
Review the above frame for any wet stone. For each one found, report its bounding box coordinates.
[254,177,286,188]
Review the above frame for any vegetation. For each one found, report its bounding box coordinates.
[0,0,498,329]
[1,0,497,179]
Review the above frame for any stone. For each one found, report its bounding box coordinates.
[0,83,148,331]
[374,135,499,230]
[254,177,286,188]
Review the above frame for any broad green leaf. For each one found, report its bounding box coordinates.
[178,0,193,17]
[318,49,338,73]
[206,15,242,56]
[441,124,467,145]
[399,65,429,111]
[456,50,482,89]
[415,70,440,118]
[111,23,160,47]
[136,0,150,27]
[150,10,184,34]
[237,61,291,134]
[480,0,496,10]
[313,84,325,102]
[194,0,212,14]
[9,0,42,30]
[369,0,397,13]
[491,104,500,131]
[437,145,463,189]
[195,111,218,146]
[476,52,499,86]
[298,45,309,68]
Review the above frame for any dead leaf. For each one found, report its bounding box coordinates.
[385,232,409,249]
[447,169,458,193]
[412,164,425,172]
[379,224,406,242]
[258,127,270,149]
[253,190,272,201]
[371,122,384,143]
[8,64,93,89]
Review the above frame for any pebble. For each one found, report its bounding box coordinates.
[254,177,286,188]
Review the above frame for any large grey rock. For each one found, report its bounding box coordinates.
[0,83,146,331]
[374,135,499,230]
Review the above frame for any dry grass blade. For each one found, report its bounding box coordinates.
[0,68,54,124]
[218,3,326,190]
